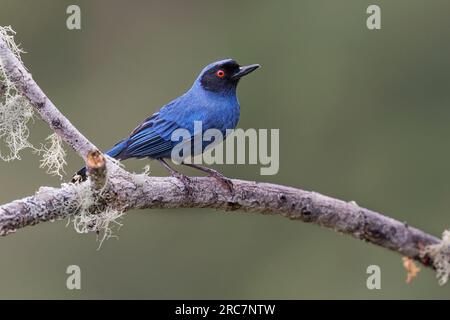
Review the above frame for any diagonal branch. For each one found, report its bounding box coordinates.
[0,36,97,160]
[0,29,448,284]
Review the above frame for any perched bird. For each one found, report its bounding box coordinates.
[72,59,260,188]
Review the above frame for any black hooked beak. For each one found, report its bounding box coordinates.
[232,64,260,79]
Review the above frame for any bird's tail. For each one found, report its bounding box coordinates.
[70,140,128,183]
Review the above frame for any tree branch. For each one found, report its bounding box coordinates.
[0,172,442,269]
[0,36,97,161]
[0,29,448,283]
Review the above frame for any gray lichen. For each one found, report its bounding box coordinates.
[423,230,450,285]
[0,26,67,176]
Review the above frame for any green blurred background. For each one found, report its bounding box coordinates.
[0,0,449,299]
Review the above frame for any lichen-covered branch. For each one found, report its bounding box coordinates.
[0,36,97,160]
[0,172,445,270]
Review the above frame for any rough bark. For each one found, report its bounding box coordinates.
[0,171,441,269]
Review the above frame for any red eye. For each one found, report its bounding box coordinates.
[216,70,225,78]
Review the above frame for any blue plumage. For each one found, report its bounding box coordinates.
[73,59,259,183]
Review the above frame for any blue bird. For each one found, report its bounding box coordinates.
[72,59,260,188]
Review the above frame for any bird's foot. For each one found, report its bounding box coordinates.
[181,162,234,194]
[171,171,193,195]
[158,158,193,195]
[208,171,234,194]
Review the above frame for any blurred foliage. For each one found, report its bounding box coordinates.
[0,0,449,298]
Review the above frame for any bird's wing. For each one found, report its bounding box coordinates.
[111,94,215,159]
[119,113,182,159]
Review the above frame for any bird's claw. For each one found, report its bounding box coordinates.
[210,172,234,194]
[171,172,193,195]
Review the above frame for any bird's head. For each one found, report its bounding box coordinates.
[196,59,260,94]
